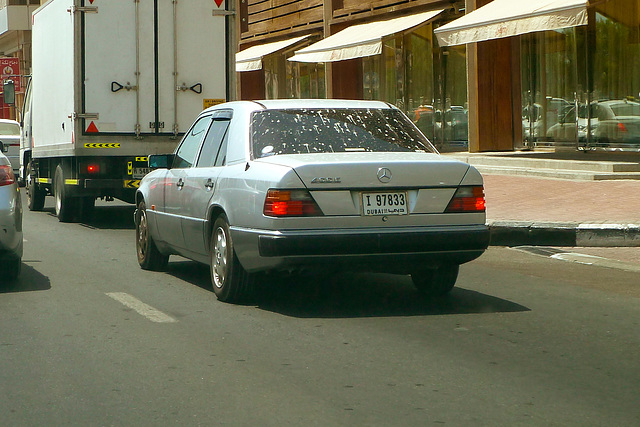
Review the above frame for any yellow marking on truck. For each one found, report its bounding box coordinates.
[203,99,225,109]
[65,179,80,185]
[36,178,52,184]
[128,162,133,175]
[84,143,121,149]
[135,157,148,162]
[124,180,141,189]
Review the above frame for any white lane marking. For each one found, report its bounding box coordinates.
[106,292,177,323]
[550,253,640,273]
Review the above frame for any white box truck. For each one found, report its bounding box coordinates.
[18,0,233,222]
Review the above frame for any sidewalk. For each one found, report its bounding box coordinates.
[482,173,640,264]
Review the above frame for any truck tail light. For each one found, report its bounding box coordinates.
[0,165,16,187]
[445,186,486,213]
[86,164,100,174]
[264,189,323,217]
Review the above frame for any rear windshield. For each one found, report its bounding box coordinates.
[0,122,20,136]
[610,103,640,117]
[250,108,437,158]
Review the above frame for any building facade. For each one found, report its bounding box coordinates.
[0,0,38,121]
[237,0,640,154]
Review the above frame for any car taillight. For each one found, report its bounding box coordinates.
[263,189,323,217]
[617,122,628,133]
[0,165,16,187]
[445,186,486,213]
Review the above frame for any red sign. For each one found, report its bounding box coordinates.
[0,57,21,92]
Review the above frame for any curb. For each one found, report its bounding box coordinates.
[488,221,640,247]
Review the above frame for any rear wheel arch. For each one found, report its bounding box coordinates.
[206,205,227,251]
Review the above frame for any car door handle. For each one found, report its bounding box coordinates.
[205,178,214,190]
[176,178,184,188]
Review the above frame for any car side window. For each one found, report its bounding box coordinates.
[196,118,230,168]
[173,116,212,169]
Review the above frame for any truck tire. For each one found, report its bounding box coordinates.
[411,264,459,297]
[210,215,254,303]
[54,165,77,222]
[26,162,46,211]
[135,200,169,270]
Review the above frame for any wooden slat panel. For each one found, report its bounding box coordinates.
[247,0,321,14]
[248,0,320,22]
[336,0,443,15]
[246,8,324,35]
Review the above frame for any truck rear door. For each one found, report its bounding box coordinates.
[82,0,228,136]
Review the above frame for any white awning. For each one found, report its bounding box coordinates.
[434,0,588,46]
[236,35,310,72]
[288,10,443,63]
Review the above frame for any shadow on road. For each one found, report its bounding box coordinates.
[165,260,530,318]
[0,263,51,293]
[41,205,136,230]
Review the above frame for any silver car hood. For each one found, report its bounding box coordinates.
[254,152,471,188]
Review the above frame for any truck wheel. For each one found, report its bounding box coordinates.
[26,162,45,211]
[54,165,77,222]
[210,215,254,303]
[135,200,169,270]
[411,264,459,297]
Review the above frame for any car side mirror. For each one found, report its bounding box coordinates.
[3,80,15,105]
[148,154,174,169]
[0,141,6,153]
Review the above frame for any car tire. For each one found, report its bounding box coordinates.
[411,264,459,296]
[135,200,169,271]
[26,162,45,211]
[54,165,77,222]
[210,215,254,303]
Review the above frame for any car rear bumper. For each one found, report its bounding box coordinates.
[232,225,489,273]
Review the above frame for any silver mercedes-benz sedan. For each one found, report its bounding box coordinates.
[135,100,489,303]
[0,141,22,281]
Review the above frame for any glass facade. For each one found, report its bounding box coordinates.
[362,23,469,151]
[522,0,640,151]
[263,48,326,100]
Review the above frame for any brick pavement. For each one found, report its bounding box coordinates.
[483,174,640,224]
[482,174,640,264]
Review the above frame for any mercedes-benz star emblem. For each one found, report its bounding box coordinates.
[377,167,392,183]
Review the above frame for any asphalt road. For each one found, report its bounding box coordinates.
[1,198,639,426]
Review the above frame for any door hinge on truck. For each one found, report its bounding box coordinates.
[69,112,100,121]
[67,6,98,14]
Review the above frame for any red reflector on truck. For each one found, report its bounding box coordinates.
[86,122,99,133]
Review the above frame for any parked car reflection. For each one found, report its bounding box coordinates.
[593,99,640,148]
[413,105,468,149]
[522,97,572,142]
[546,103,599,143]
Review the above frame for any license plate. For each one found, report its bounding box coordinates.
[362,191,408,216]
[133,167,152,179]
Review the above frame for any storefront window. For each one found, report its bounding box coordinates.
[362,22,469,151]
[521,28,577,147]
[264,49,326,100]
[522,0,640,151]
[286,61,326,99]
